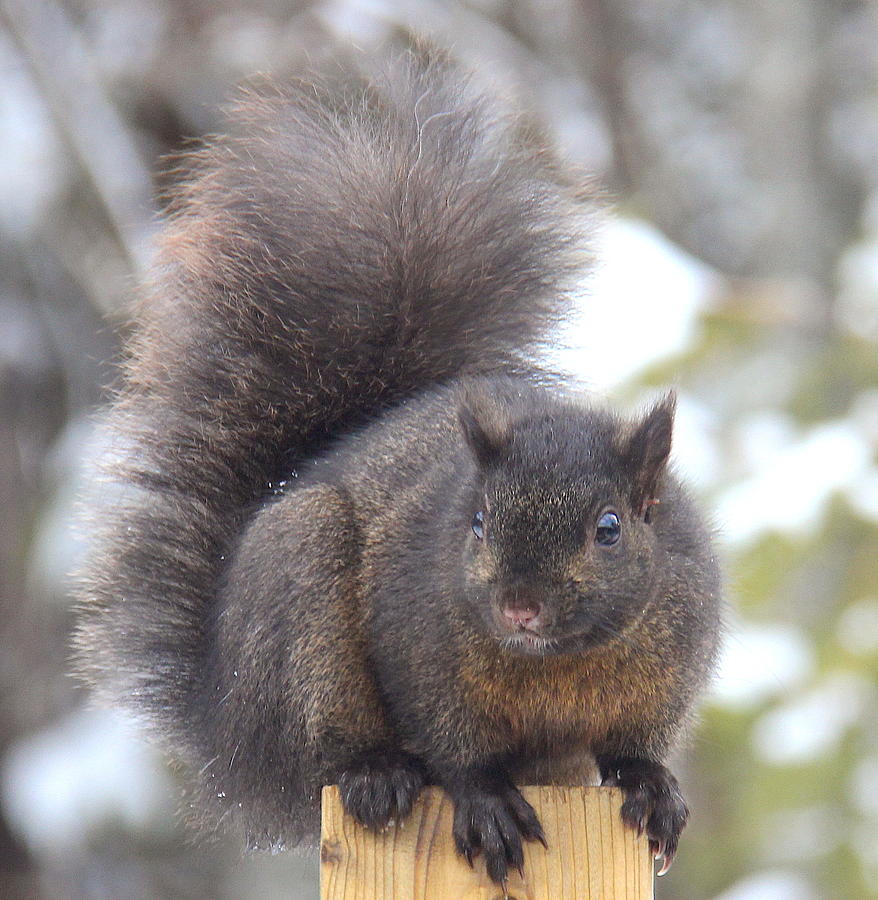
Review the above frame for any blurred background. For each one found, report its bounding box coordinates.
[1,0,877,898]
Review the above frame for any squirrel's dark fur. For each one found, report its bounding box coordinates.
[73,51,721,882]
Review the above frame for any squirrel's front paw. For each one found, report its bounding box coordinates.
[598,755,689,875]
[448,775,546,884]
[338,750,425,830]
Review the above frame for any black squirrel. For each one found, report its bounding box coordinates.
[73,50,722,884]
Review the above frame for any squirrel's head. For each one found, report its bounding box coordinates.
[457,386,677,657]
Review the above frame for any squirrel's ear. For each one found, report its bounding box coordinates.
[458,393,512,468]
[624,393,676,518]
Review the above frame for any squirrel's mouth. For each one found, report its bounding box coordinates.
[498,630,560,656]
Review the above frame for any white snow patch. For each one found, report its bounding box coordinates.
[711,870,818,900]
[710,621,813,710]
[1,707,175,857]
[669,394,723,491]
[751,671,873,765]
[716,420,872,546]
[556,216,720,391]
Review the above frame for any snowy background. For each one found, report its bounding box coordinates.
[1,2,877,898]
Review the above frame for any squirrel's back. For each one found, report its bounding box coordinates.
[72,51,591,759]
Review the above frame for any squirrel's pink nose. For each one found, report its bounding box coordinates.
[503,603,542,629]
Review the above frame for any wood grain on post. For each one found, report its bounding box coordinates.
[320,785,654,900]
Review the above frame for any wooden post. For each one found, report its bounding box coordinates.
[320,785,654,900]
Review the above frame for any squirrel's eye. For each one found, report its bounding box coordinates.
[472,510,485,540]
[595,511,621,546]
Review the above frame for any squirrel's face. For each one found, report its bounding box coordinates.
[458,389,676,657]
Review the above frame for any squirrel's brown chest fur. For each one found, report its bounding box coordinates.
[460,640,662,761]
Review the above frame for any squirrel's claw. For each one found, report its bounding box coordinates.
[656,852,674,877]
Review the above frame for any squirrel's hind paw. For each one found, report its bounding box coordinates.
[338,749,426,830]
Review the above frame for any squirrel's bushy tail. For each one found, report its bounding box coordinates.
[73,51,590,756]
